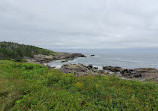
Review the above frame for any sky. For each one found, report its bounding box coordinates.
[0,0,158,49]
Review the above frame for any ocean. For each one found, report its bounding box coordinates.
[48,50,158,69]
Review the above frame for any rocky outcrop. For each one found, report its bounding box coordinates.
[54,53,85,61]
[26,53,85,64]
[60,64,105,76]
[103,66,123,72]
[33,54,54,63]
[87,65,98,73]
[61,60,68,63]
[60,64,95,76]
[121,68,158,82]
[87,64,93,69]
[103,66,158,82]
[25,54,54,64]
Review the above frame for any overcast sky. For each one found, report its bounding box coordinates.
[0,0,158,49]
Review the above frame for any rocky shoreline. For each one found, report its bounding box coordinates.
[26,52,158,82]
[26,52,85,64]
[59,64,158,82]
[103,66,158,82]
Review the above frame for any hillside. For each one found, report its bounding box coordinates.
[0,60,157,110]
[0,41,56,61]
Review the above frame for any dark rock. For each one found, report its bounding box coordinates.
[90,55,95,56]
[103,66,123,72]
[121,69,134,76]
[91,67,98,73]
[132,68,158,79]
[133,74,142,78]
[94,67,98,70]
[61,60,68,62]
[121,68,158,81]
[102,66,158,82]
[87,64,93,69]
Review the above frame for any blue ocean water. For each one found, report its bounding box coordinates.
[48,51,158,69]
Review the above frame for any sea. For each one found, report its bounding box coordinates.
[48,49,158,70]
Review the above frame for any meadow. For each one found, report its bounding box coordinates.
[0,60,157,111]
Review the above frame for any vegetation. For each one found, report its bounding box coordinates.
[0,60,157,111]
[0,41,56,61]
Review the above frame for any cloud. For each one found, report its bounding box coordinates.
[0,0,158,49]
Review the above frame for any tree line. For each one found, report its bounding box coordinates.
[0,41,55,61]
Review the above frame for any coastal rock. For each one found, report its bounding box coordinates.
[102,66,158,82]
[133,68,158,74]
[132,68,158,81]
[33,54,54,63]
[54,53,85,60]
[26,52,85,64]
[98,70,105,74]
[121,69,134,76]
[86,65,98,72]
[90,55,95,56]
[61,60,68,62]
[60,64,96,76]
[121,68,158,79]
[103,66,123,72]
[87,64,93,69]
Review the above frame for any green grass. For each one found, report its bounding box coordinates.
[0,60,158,111]
[0,41,56,61]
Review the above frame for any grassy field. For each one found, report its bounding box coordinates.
[0,60,158,111]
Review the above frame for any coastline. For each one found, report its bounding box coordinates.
[25,52,85,64]
[0,42,157,110]
[27,52,158,83]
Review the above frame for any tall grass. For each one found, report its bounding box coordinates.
[0,60,157,111]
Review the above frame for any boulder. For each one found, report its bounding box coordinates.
[60,64,96,75]
[87,64,93,69]
[91,67,98,73]
[121,69,134,76]
[103,66,123,72]
[61,60,68,62]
